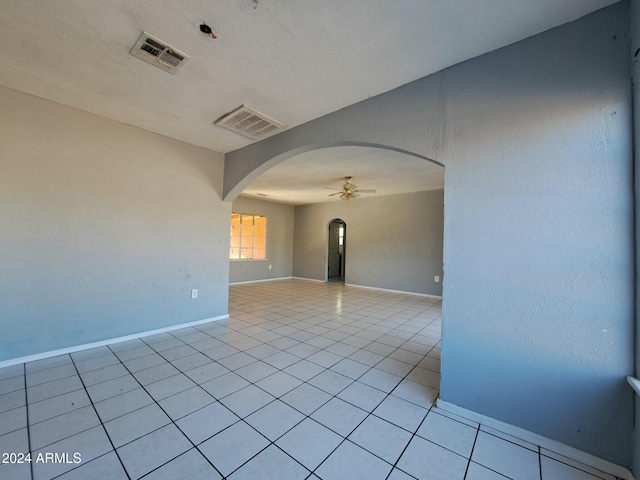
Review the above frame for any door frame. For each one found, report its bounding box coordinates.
[326,218,346,282]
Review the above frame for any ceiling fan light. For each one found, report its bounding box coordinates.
[327,176,374,201]
[340,192,356,201]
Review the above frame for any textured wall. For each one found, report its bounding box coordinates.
[631,0,640,474]
[225,4,633,466]
[440,5,632,466]
[0,86,230,361]
[229,196,294,283]
[293,190,444,296]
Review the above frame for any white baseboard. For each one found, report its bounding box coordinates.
[291,277,325,283]
[627,376,640,397]
[436,399,634,480]
[345,283,443,299]
[230,276,293,285]
[0,314,229,369]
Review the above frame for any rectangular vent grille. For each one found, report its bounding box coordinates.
[214,105,287,140]
[130,32,189,74]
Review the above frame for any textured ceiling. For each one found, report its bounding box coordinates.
[0,0,619,205]
[0,0,618,156]
[242,146,444,205]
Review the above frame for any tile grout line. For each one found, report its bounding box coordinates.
[10,281,444,479]
[22,370,79,391]
[15,302,437,406]
[207,289,439,342]
[149,297,437,476]
[209,310,437,395]
[24,385,87,409]
[383,392,438,479]
[149,337,342,476]
[222,441,308,479]
[138,332,318,478]
[539,445,543,480]
[23,363,34,480]
[64,353,132,480]
[462,423,481,479]
[103,343,226,479]
[301,341,440,478]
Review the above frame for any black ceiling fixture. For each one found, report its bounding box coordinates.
[199,23,217,39]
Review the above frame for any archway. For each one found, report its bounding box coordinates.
[327,219,346,282]
[230,143,445,296]
[227,139,447,460]
[223,142,443,203]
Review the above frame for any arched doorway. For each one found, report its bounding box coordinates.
[327,219,346,282]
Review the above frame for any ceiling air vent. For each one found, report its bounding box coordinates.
[214,104,287,140]
[130,31,190,74]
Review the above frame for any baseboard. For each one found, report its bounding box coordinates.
[345,283,443,299]
[436,399,634,480]
[230,276,293,285]
[627,376,640,397]
[0,314,229,369]
[291,277,326,283]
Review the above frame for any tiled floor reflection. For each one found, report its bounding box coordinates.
[0,280,622,479]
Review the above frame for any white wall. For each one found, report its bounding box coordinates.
[229,196,294,283]
[0,86,230,362]
[293,190,444,296]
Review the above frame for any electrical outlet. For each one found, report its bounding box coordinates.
[269,265,272,270]
[191,289,198,299]
[434,276,440,283]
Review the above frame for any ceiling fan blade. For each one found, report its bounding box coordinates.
[328,192,342,196]
[323,187,342,190]
[357,189,376,193]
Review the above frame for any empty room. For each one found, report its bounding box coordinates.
[1,1,638,479]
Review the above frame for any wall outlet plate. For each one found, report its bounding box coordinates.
[191,289,198,299]
[434,276,440,283]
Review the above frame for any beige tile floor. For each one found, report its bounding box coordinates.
[0,279,623,479]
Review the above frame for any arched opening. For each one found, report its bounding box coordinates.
[228,141,445,446]
[223,141,443,203]
[230,143,444,297]
[327,219,346,283]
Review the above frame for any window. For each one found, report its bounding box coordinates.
[230,213,267,260]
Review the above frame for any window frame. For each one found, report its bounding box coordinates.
[230,212,267,261]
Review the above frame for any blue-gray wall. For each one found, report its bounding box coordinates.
[293,190,444,296]
[225,4,633,466]
[1,2,633,468]
[229,196,294,283]
[0,86,230,362]
[631,0,640,474]
[441,5,632,466]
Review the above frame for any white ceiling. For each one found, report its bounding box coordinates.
[0,0,618,204]
[242,146,444,205]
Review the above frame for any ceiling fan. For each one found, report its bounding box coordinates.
[323,176,376,201]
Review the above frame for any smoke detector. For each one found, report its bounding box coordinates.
[214,104,287,140]
[130,32,190,74]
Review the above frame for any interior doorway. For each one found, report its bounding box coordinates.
[328,219,346,282]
